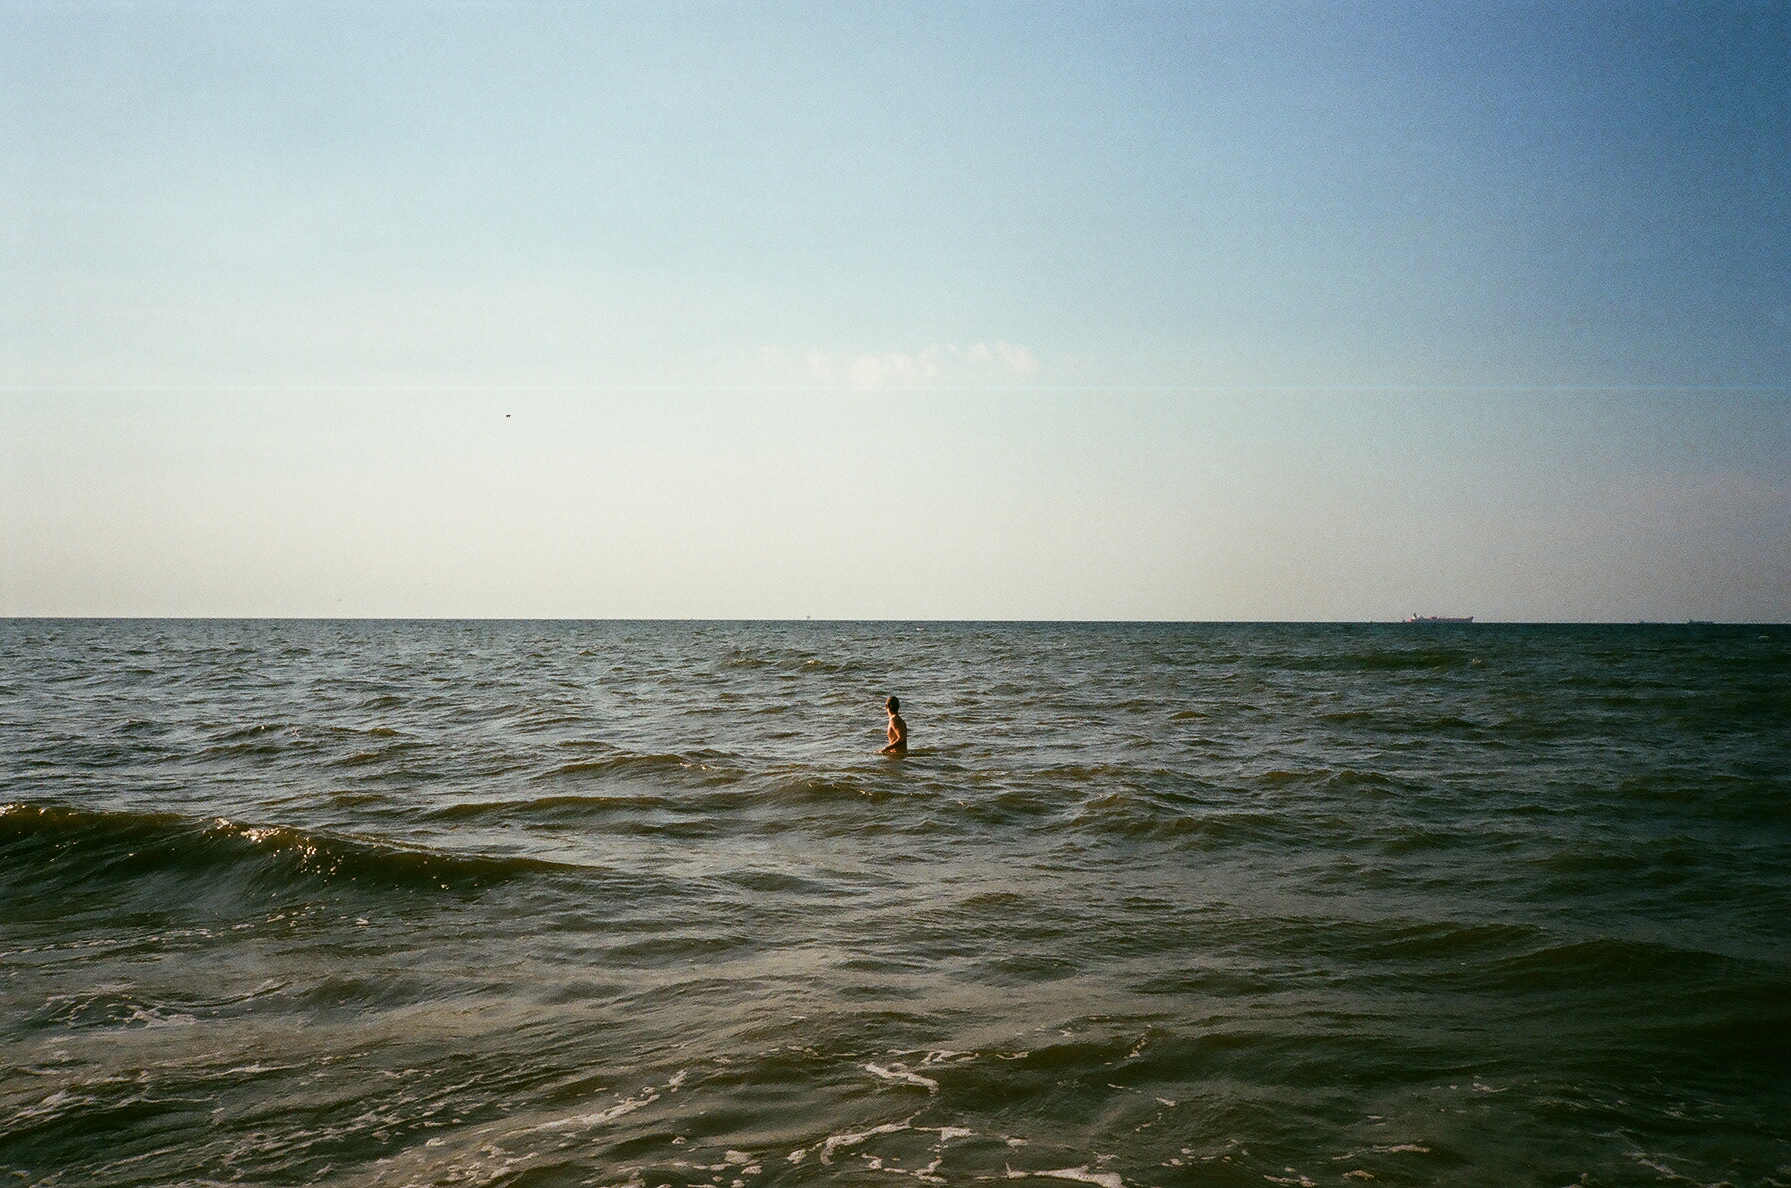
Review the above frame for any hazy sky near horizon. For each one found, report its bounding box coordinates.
[3,2,1788,620]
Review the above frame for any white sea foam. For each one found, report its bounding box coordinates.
[864,1063,939,1093]
[818,1120,912,1164]
[1030,1167,1125,1188]
[528,1091,658,1132]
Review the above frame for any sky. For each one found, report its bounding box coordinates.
[2,1,1787,620]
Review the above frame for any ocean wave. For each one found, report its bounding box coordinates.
[1280,645,1478,673]
[425,792,686,822]
[332,738,427,767]
[1478,934,1761,993]
[762,776,880,805]
[539,748,743,786]
[0,802,564,903]
[427,774,894,833]
[1063,794,1284,843]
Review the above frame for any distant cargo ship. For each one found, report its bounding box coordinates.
[1405,614,1474,623]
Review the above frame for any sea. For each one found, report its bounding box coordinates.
[2,619,1787,1188]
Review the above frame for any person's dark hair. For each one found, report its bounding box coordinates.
[886,696,899,712]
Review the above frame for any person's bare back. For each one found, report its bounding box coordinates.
[880,696,908,756]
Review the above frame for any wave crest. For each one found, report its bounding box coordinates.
[0,802,561,904]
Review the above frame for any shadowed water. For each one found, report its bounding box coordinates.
[2,620,1787,1187]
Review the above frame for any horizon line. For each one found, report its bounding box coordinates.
[5,384,1788,394]
[2,616,1782,626]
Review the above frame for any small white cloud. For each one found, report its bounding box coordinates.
[847,352,912,387]
[771,340,1038,387]
[918,343,957,375]
[993,340,1037,373]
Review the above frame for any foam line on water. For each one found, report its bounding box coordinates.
[864,1062,940,1092]
[817,1118,915,1164]
[1013,1168,1125,1188]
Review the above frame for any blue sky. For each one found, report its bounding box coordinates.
[2,2,1787,619]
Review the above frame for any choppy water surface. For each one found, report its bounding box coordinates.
[2,620,1787,1187]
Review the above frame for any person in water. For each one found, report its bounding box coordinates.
[880,695,908,756]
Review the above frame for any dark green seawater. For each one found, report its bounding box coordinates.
[2,620,1787,1187]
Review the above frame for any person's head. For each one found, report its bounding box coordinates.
[886,696,899,713]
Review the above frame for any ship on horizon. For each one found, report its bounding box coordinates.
[1405,614,1475,623]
